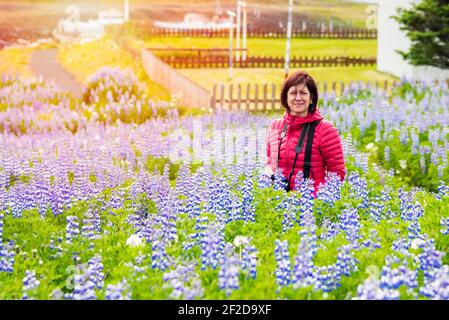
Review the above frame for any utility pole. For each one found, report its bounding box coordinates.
[242,1,247,61]
[124,0,129,21]
[284,0,293,79]
[216,0,222,15]
[236,1,241,62]
[227,10,236,79]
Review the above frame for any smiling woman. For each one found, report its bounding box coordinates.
[265,70,345,195]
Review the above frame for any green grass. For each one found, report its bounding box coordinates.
[178,66,399,97]
[138,37,377,58]
[0,47,34,78]
[58,36,171,101]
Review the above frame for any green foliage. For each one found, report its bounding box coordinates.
[393,0,449,68]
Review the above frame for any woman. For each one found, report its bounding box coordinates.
[265,71,345,195]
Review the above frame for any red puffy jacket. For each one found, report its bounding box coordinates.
[265,109,345,194]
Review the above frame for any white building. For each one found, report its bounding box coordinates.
[377,0,449,81]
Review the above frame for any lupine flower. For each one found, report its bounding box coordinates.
[392,236,410,255]
[22,270,40,300]
[314,265,340,292]
[200,222,224,270]
[151,237,170,271]
[105,279,132,300]
[336,245,359,277]
[440,217,449,235]
[298,178,315,228]
[415,239,445,276]
[316,172,342,205]
[292,231,315,289]
[87,255,104,290]
[218,243,241,296]
[0,213,3,246]
[273,169,288,191]
[340,208,361,243]
[257,173,272,189]
[320,218,341,241]
[163,262,204,300]
[239,177,255,223]
[65,216,79,244]
[354,277,399,300]
[126,234,144,247]
[419,265,449,299]
[274,239,291,288]
[81,208,101,240]
[348,172,369,209]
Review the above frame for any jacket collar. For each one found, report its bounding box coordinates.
[283,109,323,129]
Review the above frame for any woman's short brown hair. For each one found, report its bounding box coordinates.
[280,71,318,114]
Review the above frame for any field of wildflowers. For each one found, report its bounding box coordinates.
[1,68,449,300]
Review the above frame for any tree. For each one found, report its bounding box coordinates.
[393,0,449,69]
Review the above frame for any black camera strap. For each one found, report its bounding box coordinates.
[303,119,321,179]
[275,120,321,191]
[286,122,311,189]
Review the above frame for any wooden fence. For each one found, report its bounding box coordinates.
[146,27,377,39]
[156,55,376,69]
[210,80,401,111]
[141,48,211,109]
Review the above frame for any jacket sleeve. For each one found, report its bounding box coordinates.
[264,121,275,175]
[319,122,346,181]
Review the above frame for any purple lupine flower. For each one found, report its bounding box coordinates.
[320,218,341,241]
[163,262,204,300]
[419,265,449,300]
[354,276,399,300]
[190,216,208,246]
[218,243,241,296]
[380,255,417,291]
[105,279,132,300]
[69,273,97,300]
[384,146,390,163]
[391,236,410,255]
[436,181,449,200]
[206,178,232,224]
[316,172,342,205]
[257,173,272,189]
[314,265,340,292]
[87,255,104,290]
[0,244,15,273]
[348,172,368,209]
[274,239,291,288]
[368,196,383,224]
[81,208,101,240]
[440,217,449,235]
[22,270,40,300]
[200,222,224,270]
[298,178,315,228]
[65,216,79,244]
[292,231,315,289]
[273,169,288,191]
[340,208,361,243]
[336,245,359,277]
[49,236,63,259]
[185,177,201,219]
[239,176,255,223]
[281,193,298,233]
[415,239,445,277]
[237,238,257,279]
[151,236,170,271]
[0,213,3,246]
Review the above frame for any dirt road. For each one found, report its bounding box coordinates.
[29,48,82,97]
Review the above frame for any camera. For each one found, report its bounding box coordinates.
[270,174,290,192]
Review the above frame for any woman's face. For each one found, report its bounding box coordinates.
[287,83,311,117]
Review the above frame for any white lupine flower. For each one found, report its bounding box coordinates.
[126,234,143,247]
[233,236,249,247]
